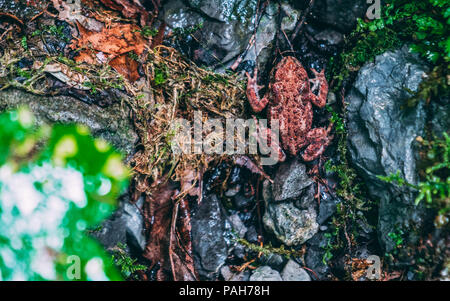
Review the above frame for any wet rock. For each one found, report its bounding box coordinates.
[259,254,286,271]
[346,46,430,252]
[272,158,314,202]
[264,201,318,246]
[162,0,299,73]
[161,0,257,70]
[249,265,282,281]
[0,89,137,157]
[90,195,146,254]
[191,194,229,280]
[317,189,339,225]
[263,158,318,246]
[229,213,247,238]
[233,192,253,209]
[281,259,311,281]
[225,184,241,197]
[221,266,250,281]
[305,232,331,280]
[242,1,299,75]
[313,0,368,33]
[245,225,259,243]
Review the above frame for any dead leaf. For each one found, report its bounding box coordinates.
[109,53,140,82]
[71,21,147,64]
[142,179,176,281]
[33,61,90,90]
[169,199,198,281]
[179,168,201,198]
[99,0,150,26]
[52,0,104,32]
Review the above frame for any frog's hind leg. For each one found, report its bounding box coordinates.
[301,124,333,161]
[246,69,269,113]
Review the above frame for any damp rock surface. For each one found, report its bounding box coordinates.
[0,89,137,158]
[263,158,318,246]
[90,195,146,254]
[272,158,314,202]
[264,201,318,246]
[281,260,311,281]
[346,46,430,252]
[249,265,282,281]
[191,194,230,280]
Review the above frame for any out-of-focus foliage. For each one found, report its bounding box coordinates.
[0,107,129,280]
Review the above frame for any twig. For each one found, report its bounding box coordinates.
[290,0,315,42]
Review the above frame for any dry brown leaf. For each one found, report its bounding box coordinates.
[109,53,140,82]
[71,21,147,64]
[33,61,90,90]
[99,0,150,26]
[179,168,201,198]
[142,179,176,281]
[52,0,104,32]
[169,199,198,281]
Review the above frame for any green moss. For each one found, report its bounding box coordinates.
[378,132,450,211]
[236,237,304,260]
[328,0,449,98]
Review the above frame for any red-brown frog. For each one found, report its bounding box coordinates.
[246,56,333,162]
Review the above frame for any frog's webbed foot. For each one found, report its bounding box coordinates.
[301,124,333,162]
[309,68,328,108]
[246,68,269,113]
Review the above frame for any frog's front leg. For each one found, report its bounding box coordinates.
[302,124,333,161]
[246,68,269,113]
[308,68,328,108]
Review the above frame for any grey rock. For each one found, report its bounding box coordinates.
[225,184,241,197]
[245,225,259,243]
[191,194,229,280]
[162,0,299,74]
[260,253,286,271]
[317,189,338,225]
[264,201,319,246]
[242,1,299,76]
[281,260,311,281]
[0,89,137,157]
[91,195,145,253]
[263,158,318,246]
[346,46,430,252]
[272,158,314,202]
[221,266,250,281]
[250,266,282,281]
[233,192,253,209]
[229,213,247,238]
[162,0,204,29]
[123,198,146,252]
[305,232,331,280]
[162,0,257,70]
